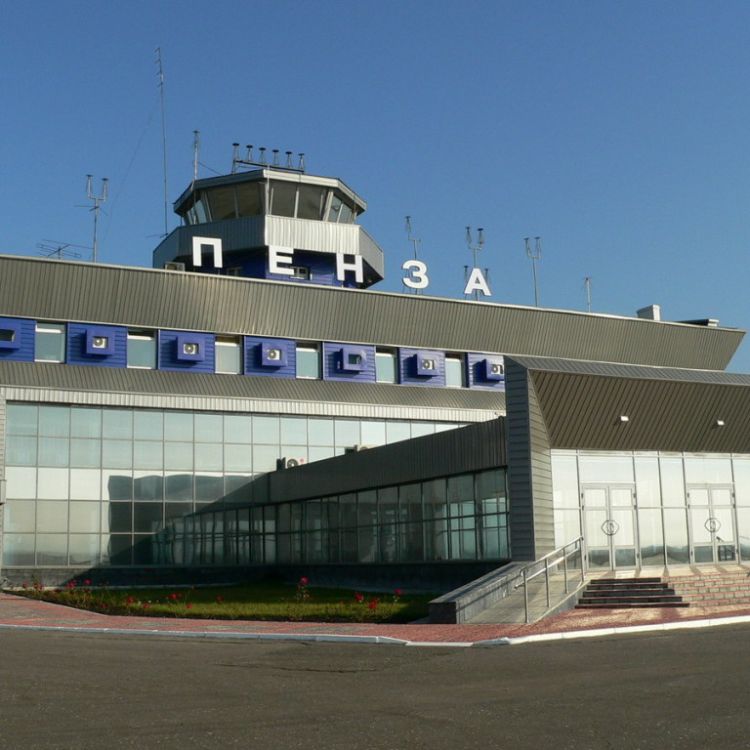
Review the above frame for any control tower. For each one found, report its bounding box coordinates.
[152,146,385,289]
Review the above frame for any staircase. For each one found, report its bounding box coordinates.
[576,577,688,609]
[669,571,750,607]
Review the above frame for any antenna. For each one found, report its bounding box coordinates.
[231,143,306,173]
[465,226,486,300]
[192,130,200,184]
[525,236,542,306]
[85,175,109,263]
[583,276,593,312]
[404,216,423,294]
[36,240,88,260]
[155,47,169,238]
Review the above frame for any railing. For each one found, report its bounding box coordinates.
[515,537,586,623]
[428,537,587,624]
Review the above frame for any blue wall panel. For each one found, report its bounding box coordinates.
[467,352,506,390]
[0,317,34,362]
[159,330,216,372]
[322,342,376,383]
[244,336,296,378]
[67,323,128,368]
[399,348,446,387]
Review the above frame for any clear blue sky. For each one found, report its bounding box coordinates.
[3,1,750,368]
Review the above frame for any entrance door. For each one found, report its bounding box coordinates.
[583,485,638,569]
[687,486,737,563]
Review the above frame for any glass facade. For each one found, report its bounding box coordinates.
[154,468,509,567]
[552,450,750,568]
[1,403,465,568]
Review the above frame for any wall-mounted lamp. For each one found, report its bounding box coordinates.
[619,415,630,423]
[716,419,725,427]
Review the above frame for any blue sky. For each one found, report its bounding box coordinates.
[3,1,750,368]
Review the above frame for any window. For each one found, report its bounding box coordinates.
[35,323,65,363]
[291,266,310,280]
[215,337,241,374]
[297,185,326,220]
[270,181,297,217]
[445,356,465,388]
[127,330,156,369]
[296,344,320,379]
[376,350,397,383]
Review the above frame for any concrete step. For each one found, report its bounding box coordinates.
[576,601,690,610]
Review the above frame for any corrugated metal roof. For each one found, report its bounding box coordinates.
[0,360,504,417]
[507,357,750,453]
[508,356,750,385]
[0,255,741,370]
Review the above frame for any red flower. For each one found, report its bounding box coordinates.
[169,593,179,601]
[142,602,150,610]
[394,588,404,597]
[299,576,309,586]
[125,596,135,605]
[186,603,193,609]
[83,579,92,586]
[354,592,364,603]
[368,598,379,610]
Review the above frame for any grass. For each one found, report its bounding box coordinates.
[13,578,435,624]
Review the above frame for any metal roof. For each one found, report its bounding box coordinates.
[205,418,506,509]
[0,255,742,370]
[506,356,750,453]
[0,360,503,419]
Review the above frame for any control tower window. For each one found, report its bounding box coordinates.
[327,194,355,224]
[297,184,326,220]
[207,187,237,221]
[270,181,297,217]
[236,183,263,217]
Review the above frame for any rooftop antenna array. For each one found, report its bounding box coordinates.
[583,276,593,313]
[155,47,169,238]
[525,236,542,306]
[85,175,109,263]
[231,143,306,174]
[464,226,488,300]
[404,216,422,294]
[36,240,88,260]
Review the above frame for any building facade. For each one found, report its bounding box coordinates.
[0,158,747,585]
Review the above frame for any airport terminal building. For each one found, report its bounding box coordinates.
[2,156,750,587]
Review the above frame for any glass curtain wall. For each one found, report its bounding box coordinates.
[156,468,509,567]
[2,403,464,568]
[552,450,750,568]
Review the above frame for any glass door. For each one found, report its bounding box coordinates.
[583,485,638,569]
[687,486,737,563]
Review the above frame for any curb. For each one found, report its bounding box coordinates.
[3,612,750,648]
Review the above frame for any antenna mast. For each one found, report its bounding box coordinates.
[85,175,109,263]
[155,47,169,238]
[404,216,422,294]
[465,226,486,300]
[525,236,542,306]
[583,276,593,312]
[192,130,200,184]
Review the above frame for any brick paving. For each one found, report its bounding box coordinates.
[3,591,750,644]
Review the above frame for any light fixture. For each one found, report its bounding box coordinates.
[619,415,629,423]
[716,419,725,427]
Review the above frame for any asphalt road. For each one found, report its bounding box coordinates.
[1,626,749,750]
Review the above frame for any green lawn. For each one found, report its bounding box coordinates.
[14,579,435,623]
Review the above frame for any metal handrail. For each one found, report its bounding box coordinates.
[507,537,586,623]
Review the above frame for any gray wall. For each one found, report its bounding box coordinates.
[213,419,506,508]
[505,359,554,561]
